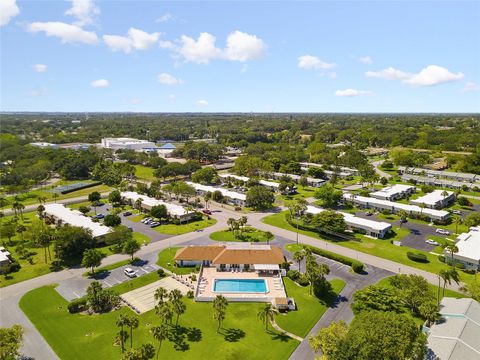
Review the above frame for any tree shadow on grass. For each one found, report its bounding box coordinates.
[167,325,202,351]
[221,328,246,342]
[268,330,291,342]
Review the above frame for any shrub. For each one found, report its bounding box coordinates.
[0,261,21,275]
[287,270,300,281]
[68,298,87,313]
[297,274,310,287]
[351,261,364,273]
[157,268,166,278]
[407,252,428,263]
[190,274,197,282]
[454,262,465,269]
[306,245,365,270]
[195,265,200,272]
[186,290,194,299]
[438,255,446,263]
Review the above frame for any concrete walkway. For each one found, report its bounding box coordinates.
[270,318,304,342]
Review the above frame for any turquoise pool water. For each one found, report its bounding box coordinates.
[213,279,267,293]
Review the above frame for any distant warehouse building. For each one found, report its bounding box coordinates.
[120,191,194,222]
[410,190,455,209]
[101,137,156,151]
[44,204,112,238]
[370,184,416,201]
[343,193,450,222]
[187,182,246,207]
[306,205,392,239]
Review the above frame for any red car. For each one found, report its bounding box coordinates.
[202,209,212,215]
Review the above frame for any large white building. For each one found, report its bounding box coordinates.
[410,190,455,209]
[101,137,156,151]
[120,191,193,222]
[343,193,450,222]
[268,172,326,188]
[448,228,480,270]
[187,182,246,207]
[370,184,416,201]
[44,204,112,238]
[306,205,392,238]
[0,247,11,267]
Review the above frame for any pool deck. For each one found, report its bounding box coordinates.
[196,267,286,301]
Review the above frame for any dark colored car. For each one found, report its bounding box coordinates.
[202,209,212,215]
[123,211,132,216]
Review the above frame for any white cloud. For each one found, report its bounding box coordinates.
[158,73,183,85]
[224,30,266,62]
[366,65,464,86]
[168,94,176,100]
[178,32,222,64]
[34,64,47,73]
[328,72,337,79]
[404,65,464,86]
[131,98,142,104]
[30,87,47,97]
[27,21,98,44]
[159,40,175,49]
[358,56,372,64]
[65,0,99,26]
[176,31,266,64]
[103,28,160,53]
[196,99,208,106]
[298,55,336,70]
[1,0,19,26]
[462,82,480,92]
[156,13,173,23]
[365,67,411,80]
[90,79,109,87]
[335,89,372,97]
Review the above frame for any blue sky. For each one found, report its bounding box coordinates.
[1,0,479,112]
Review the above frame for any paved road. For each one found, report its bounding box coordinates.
[371,160,392,179]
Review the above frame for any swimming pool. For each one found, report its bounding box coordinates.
[213,279,268,293]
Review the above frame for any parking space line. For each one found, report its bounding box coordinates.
[140,268,149,274]
[72,291,81,299]
[103,280,112,287]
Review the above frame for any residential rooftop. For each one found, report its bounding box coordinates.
[410,189,454,207]
[120,191,188,217]
[187,182,247,201]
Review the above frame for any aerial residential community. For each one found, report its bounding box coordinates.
[1,1,480,360]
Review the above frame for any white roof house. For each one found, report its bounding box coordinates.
[449,230,480,270]
[0,246,11,265]
[218,173,250,182]
[269,172,325,187]
[343,193,450,221]
[305,205,392,238]
[101,137,156,151]
[187,182,247,201]
[410,190,455,209]
[120,191,189,218]
[259,180,280,189]
[370,184,416,201]
[427,297,480,360]
[44,204,112,238]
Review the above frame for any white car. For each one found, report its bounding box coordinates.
[435,229,450,235]
[124,268,137,278]
[425,239,439,246]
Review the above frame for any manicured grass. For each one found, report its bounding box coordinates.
[132,231,150,245]
[279,186,317,201]
[153,217,217,235]
[210,227,273,242]
[262,211,476,287]
[157,247,194,275]
[276,278,345,337]
[134,165,156,181]
[20,286,299,360]
[82,259,131,277]
[376,276,467,300]
[129,214,144,222]
[109,271,162,294]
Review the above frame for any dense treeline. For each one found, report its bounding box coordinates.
[1,113,479,151]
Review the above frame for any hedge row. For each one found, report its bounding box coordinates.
[60,181,103,194]
[303,245,365,273]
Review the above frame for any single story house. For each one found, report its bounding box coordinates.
[187,182,247,207]
[268,172,326,188]
[398,166,479,183]
[0,247,12,268]
[410,190,455,209]
[370,184,416,201]
[447,230,480,270]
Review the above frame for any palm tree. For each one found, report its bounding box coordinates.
[151,323,169,360]
[116,314,129,353]
[134,198,143,211]
[126,315,139,348]
[52,192,59,203]
[445,244,459,262]
[257,303,279,332]
[453,216,463,235]
[397,210,408,227]
[419,203,426,216]
[438,269,450,305]
[16,224,27,242]
[441,190,450,205]
[17,203,25,220]
[37,204,45,218]
[264,231,274,245]
[445,268,460,297]
[37,231,52,263]
[213,295,228,332]
[204,192,212,209]
[154,287,168,307]
[293,250,305,273]
[169,289,186,326]
[156,302,173,325]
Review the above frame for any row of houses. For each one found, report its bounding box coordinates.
[450,227,480,270]
[343,193,450,222]
[306,205,392,238]
[120,191,194,222]
[398,166,479,183]
[370,184,416,201]
[44,204,112,238]
[410,189,455,209]
[300,162,359,176]
[218,174,283,192]
[401,173,480,191]
[187,182,247,207]
[267,172,326,188]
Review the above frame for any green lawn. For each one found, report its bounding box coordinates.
[262,211,476,287]
[134,165,156,181]
[153,217,217,235]
[82,259,132,277]
[276,278,345,337]
[157,247,194,275]
[132,231,151,245]
[279,186,317,201]
[2,181,112,207]
[210,227,273,242]
[20,286,299,360]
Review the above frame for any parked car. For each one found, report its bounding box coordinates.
[365,211,373,216]
[124,268,137,278]
[123,211,132,216]
[425,239,439,246]
[436,229,450,235]
[93,201,104,207]
[149,222,160,228]
[452,210,462,215]
[141,218,151,223]
[91,214,104,219]
[202,209,212,215]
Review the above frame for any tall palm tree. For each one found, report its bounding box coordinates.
[445,244,459,262]
[151,323,169,360]
[453,216,463,235]
[213,295,228,332]
[156,302,173,325]
[17,203,25,220]
[126,315,139,348]
[52,192,59,203]
[154,287,168,306]
[264,231,274,245]
[293,250,305,273]
[257,303,279,332]
[445,268,460,297]
[441,190,450,205]
[37,204,45,218]
[16,224,27,242]
[116,314,129,353]
[397,210,408,227]
[438,269,450,305]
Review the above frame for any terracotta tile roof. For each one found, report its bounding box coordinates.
[174,245,225,261]
[212,246,284,265]
[275,297,289,305]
